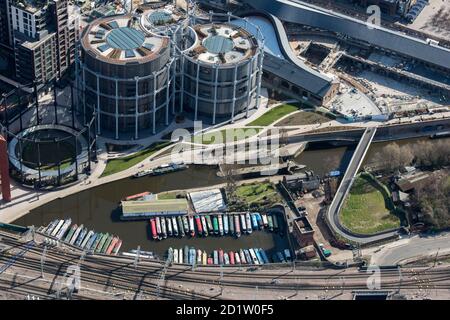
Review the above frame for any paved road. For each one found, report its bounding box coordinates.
[323,127,402,244]
[369,233,450,266]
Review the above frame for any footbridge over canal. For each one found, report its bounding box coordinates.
[324,127,402,245]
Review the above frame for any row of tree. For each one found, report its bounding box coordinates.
[369,139,450,174]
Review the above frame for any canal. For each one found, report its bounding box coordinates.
[14,136,445,257]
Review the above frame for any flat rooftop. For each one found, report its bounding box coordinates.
[188,23,258,65]
[294,216,314,234]
[121,198,188,215]
[11,0,46,14]
[82,15,168,63]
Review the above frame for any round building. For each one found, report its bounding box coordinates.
[181,21,264,124]
[139,4,188,41]
[80,15,173,139]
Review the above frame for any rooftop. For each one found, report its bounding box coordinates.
[11,0,47,14]
[187,23,258,65]
[263,54,334,98]
[139,5,186,35]
[121,198,188,215]
[82,15,168,63]
[294,216,314,234]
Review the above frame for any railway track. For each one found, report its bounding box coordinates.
[3,235,450,280]
[2,239,450,299]
[0,239,219,300]
[2,234,450,300]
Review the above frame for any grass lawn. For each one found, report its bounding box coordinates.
[246,104,300,126]
[191,128,262,145]
[100,141,172,177]
[157,191,186,200]
[306,126,363,134]
[39,160,73,171]
[275,111,331,126]
[235,182,283,205]
[340,175,401,234]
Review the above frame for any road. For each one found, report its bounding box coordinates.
[369,233,450,266]
[323,127,401,245]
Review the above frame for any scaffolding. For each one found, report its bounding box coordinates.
[0,81,97,189]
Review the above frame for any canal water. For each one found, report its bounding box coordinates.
[14,137,445,257]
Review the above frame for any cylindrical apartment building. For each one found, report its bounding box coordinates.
[80,15,173,139]
[139,4,188,42]
[181,16,264,124]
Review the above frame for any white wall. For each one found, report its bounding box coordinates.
[11,6,37,39]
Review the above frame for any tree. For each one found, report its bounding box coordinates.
[372,142,413,173]
[412,140,450,169]
[411,174,450,230]
[219,162,238,203]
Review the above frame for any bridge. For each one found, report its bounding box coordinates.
[323,127,402,244]
[288,129,364,144]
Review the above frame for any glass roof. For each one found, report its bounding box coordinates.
[203,35,234,54]
[148,11,172,25]
[106,27,145,50]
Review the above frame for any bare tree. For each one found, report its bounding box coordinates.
[372,142,413,173]
[219,162,238,203]
[411,174,450,230]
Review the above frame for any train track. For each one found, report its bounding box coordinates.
[2,236,450,299]
[0,238,220,300]
[3,234,450,281]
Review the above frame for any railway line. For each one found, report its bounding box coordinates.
[2,234,450,299]
[2,234,449,280]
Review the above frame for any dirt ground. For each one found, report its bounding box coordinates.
[294,192,341,256]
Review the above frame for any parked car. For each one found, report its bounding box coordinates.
[318,243,332,257]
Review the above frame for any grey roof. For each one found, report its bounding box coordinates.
[244,0,450,70]
[264,53,333,98]
[235,10,335,97]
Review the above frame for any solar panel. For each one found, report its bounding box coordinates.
[95,29,105,39]
[125,50,136,58]
[108,21,119,29]
[98,44,111,52]
[143,43,154,50]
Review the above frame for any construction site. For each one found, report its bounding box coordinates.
[286,23,450,120]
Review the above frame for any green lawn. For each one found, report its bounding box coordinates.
[340,175,401,234]
[191,128,262,145]
[246,104,300,126]
[39,160,73,171]
[275,111,331,126]
[235,182,283,205]
[157,191,186,200]
[100,141,172,177]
